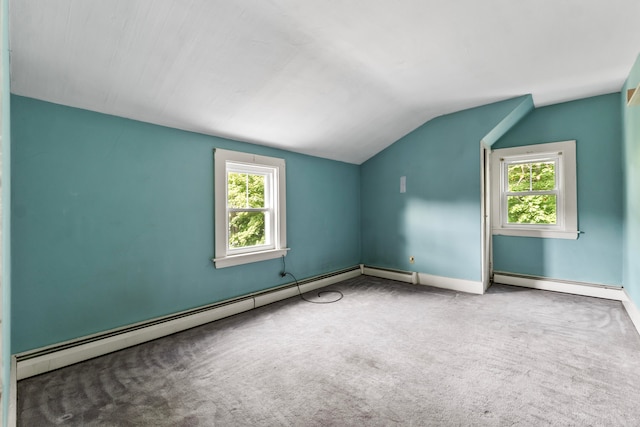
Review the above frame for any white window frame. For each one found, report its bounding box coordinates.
[213,149,288,268]
[491,140,578,240]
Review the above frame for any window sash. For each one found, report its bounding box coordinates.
[500,155,563,229]
[490,140,577,240]
[228,207,270,213]
[225,165,276,255]
[213,148,288,268]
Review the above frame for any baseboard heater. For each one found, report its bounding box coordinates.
[362,265,484,294]
[493,271,626,301]
[16,266,361,380]
[361,265,418,284]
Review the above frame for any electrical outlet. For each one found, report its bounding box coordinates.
[409,256,415,264]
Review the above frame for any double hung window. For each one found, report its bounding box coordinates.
[213,149,287,268]
[491,140,577,239]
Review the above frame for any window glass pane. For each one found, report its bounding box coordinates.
[229,211,266,248]
[507,161,555,192]
[227,173,265,208]
[507,195,557,224]
[507,163,530,192]
[530,162,555,191]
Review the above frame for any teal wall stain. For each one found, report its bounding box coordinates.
[1,0,11,422]
[11,96,361,353]
[361,96,527,282]
[622,54,640,305]
[481,95,534,148]
[492,93,623,285]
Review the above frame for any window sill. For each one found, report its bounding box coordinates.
[492,228,579,240]
[213,248,290,268]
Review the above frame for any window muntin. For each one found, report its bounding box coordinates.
[226,164,274,254]
[507,161,556,192]
[213,149,288,268]
[502,157,560,227]
[491,141,577,240]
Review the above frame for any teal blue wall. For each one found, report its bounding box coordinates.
[481,95,534,147]
[360,97,528,282]
[622,54,640,305]
[8,78,633,361]
[492,94,623,285]
[1,0,11,422]
[11,96,361,353]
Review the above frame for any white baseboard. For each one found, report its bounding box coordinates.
[622,289,640,337]
[298,269,361,293]
[16,267,360,380]
[363,266,483,294]
[8,356,16,427]
[362,266,417,284]
[493,272,626,301]
[254,287,299,308]
[17,298,256,380]
[417,272,484,294]
[254,269,360,307]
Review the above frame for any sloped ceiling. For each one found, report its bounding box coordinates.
[9,0,640,164]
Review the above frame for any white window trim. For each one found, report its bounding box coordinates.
[491,140,578,240]
[213,149,288,268]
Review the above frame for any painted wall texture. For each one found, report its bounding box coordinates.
[360,96,528,282]
[1,0,11,422]
[11,96,361,353]
[492,94,623,285]
[622,54,640,305]
[9,77,637,358]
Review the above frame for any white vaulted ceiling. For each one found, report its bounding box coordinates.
[9,1,640,164]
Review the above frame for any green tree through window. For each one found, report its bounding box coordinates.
[506,161,556,224]
[214,149,287,268]
[227,172,267,248]
[491,141,577,240]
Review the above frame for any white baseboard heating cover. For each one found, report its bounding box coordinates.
[493,271,626,301]
[361,265,418,284]
[362,265,484,294]
[16,266,361,380]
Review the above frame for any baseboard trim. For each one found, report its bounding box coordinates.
[622,289,640,338]
[16,266,360,380]
[362,266,417,284]
[363,266,483,294]
[493,272,625,301]
[253,268,361,307]
[417,272,484,294]
[297,269,361,293]
[8,356,16,427]
[17,298,257,380]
